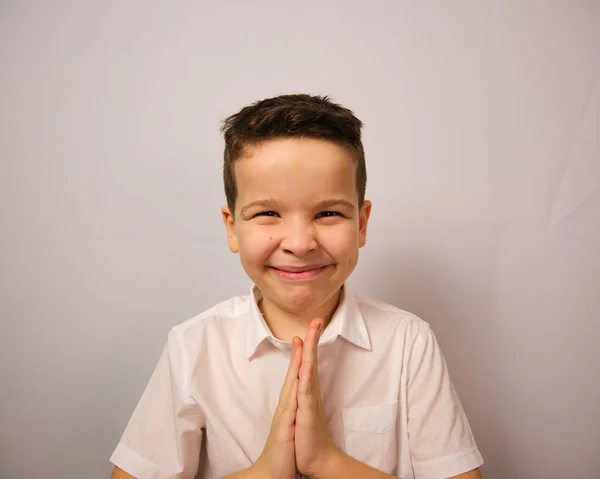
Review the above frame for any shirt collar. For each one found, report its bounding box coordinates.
[245,283,372,360]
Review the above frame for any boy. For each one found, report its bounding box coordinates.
[110,94,484,479]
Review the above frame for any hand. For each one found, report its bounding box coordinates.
[294,318,340,478]
[252,337,303,479]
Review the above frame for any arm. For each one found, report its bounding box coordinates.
[295,319,483,479]
[110,465,264,479]
[322,451,482,479]
[109,467,136,479]
[109,332,205,478]
[219,466,261,479]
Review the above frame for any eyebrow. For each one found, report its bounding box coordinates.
[240,199,280,218]
[239,198,355,218]
[316,199,356,210]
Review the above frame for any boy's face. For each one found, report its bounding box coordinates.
[222,138,371,314]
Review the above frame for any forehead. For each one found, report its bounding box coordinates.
[234,138,357,201]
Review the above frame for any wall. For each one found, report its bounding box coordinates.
[1,1,599,478]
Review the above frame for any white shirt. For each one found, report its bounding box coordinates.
[110,285,484,479]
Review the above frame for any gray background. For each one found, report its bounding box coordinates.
[1,1,599,478]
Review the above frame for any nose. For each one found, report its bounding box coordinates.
[280,220,318,257]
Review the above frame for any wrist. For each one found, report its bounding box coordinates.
[248,462,282,479]
[313,447,346,479]
[245,463,270,479]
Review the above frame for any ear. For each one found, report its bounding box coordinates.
[221,206,239,254]
[358,200,372,248]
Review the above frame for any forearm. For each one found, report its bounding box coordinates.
[318,451,482,479]
[318,450,402,479]
[219,466,258,479]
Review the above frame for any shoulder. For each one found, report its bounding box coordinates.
[352,291,433,342]
[167,292,251,347]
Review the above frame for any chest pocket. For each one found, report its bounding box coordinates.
[341,401,398,474]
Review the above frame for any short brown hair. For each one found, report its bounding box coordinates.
[220,94,366,215]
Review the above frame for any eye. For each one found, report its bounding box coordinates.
[254,211,279,218]
[316,211,343,219]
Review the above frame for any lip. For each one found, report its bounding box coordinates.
[270,265,330,281]
[273,265,328,273]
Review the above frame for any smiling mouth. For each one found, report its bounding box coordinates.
[269,265,330,280]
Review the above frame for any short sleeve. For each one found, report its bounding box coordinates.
[406,322,484,479]
[110,329,205,479]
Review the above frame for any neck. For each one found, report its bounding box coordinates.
[259,288,342,343]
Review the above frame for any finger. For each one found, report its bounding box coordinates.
[302,318,323,366]
[314,319,323,363]
[281,337,303,398]
[302,319,323,396]
[281,377,299,427]
[299,319,322,398]
[298,362,314,416]
[299,361,313,397]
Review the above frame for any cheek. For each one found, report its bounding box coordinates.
[323,224,359,256]
[238,227,277,262]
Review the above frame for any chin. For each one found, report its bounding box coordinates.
[283,282,341,311]
[267,284,310,307]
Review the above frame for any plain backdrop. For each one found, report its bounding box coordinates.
[1,1,599,478]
